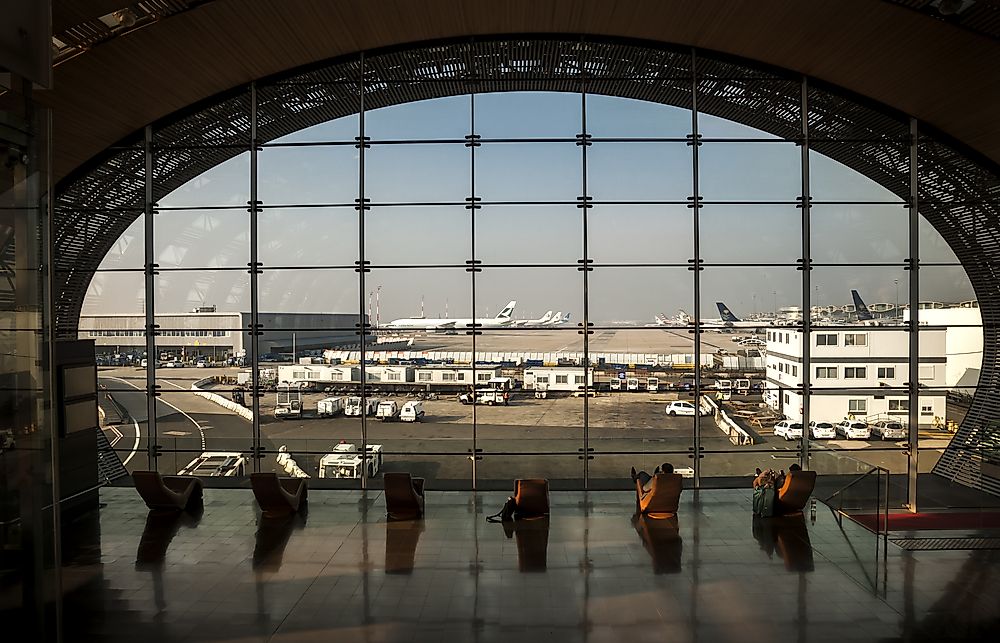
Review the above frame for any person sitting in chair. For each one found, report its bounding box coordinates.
[631,463,674,492]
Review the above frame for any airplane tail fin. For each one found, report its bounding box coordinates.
[538,311,553,324]
[562,313,570,323]
[852,290,873,321]
[716,302,741,323]
[496,301,516,319]
[548,311,563,325]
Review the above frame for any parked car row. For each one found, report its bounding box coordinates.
[773,419,908,441]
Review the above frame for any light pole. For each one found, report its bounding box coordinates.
[894,279,899,321]
[772,290,777,318]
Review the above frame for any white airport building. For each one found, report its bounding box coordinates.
[80,309,364,361]
[906,304,983,390]
[764,327,947,427]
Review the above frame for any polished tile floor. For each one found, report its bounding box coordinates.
[58,488,1000,642]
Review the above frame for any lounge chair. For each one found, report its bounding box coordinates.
[775,470,817,515]
[384,472,425,520]
[635,472,683,518]
[514,479,549,518]
[132,470,203,512]
[250,472,308,516]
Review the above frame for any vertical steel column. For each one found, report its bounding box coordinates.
[143,125,158,469]
[468,90,480,490]
[907,118,920,512]
[799,78,812,468]
[690,50,703,486]
[357,54,369,491]
[580,78,593,488]
[248,83,262,471]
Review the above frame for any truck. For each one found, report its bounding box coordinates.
[646,377,659,393]
[274,382,304,419]
[477,389,508,406]
[626,377,640,392]
[376,400,400,421]
[345,396,379,417]
[317,442,383,479]
[735,378,751,395]
[317,397,344,417]
[400,400,425,422]
[177,452,247,477]
[610,378,622,391]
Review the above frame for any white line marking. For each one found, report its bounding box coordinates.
[103,376,207,456]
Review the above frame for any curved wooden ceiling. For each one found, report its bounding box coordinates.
[46,0,1000,184]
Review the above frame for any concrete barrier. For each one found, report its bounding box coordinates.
[190,378,253,422]
[703,395,754,446]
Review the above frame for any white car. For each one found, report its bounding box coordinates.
[836,420,871,440]
[773,420,804,440]
[808,421,837,439]
[871,420,907,440]
[665,400,710,417]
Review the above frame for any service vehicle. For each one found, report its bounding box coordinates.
[345,396,379,417]
[178,452,247,477]
[610,378,622,391]
[665,400,710,417]
[274,382,304,419]
[534,383,549,399]
[808,421,837,439]
[773,420,804,440]
[400,400,425,422]
[626,377,640,392]
[477,389,508,405]
[871,420,907,440]
[376,400,401,421]
[317,397,344,417]
[646,377,659,393]
[714,379,732,392]
[735,378,751,395]
[738,338,767,348]
[836,420,871,440]
[318,442,383,479]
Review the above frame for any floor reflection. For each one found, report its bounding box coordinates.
[632,513,683,574]
[385,519,424,574]
[504,517,550,572]
[135,507,203,569]
[752,513,815,572]
[253,509,307,572]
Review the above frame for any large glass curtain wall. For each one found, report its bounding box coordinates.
[79,44,992,502]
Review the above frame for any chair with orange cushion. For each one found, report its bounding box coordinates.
[635,473,683,519]
[514,479,549,519]
[775,470,817,515]
[250,472,308,516]
[384,472,425,520]
[132,471,203,512]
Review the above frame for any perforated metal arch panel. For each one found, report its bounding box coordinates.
[52,37,1000,494]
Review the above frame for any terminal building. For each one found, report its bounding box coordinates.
[765,328,947,426]
[79,309,364,361]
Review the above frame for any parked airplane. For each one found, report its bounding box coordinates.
[513,311,553,327]
[649,310,692,327]
[543,311,571,326]
[851,289,874,321]
[384,301,517,330]
[703,302,772,330]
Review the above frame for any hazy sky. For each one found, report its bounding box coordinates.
[85,93,972,322]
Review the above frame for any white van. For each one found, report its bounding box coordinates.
[610,378,622,391]
[646,377,659,393]
[626,377,640,392]
[345,396,380,417]
[400,401,425,422]
[376,400,400,421]
[317,397,343,417]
